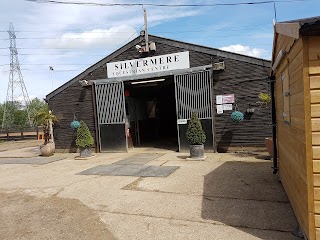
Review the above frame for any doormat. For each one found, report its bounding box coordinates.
[113,153,164,165]
[0,156,66,165]
[77,164,179,177]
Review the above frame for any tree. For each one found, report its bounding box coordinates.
[186,112,206,145]
[76,120,94,148]
[1,100,30,129]
[0,98,48,130]
[0,102,4,127]
[29,98,48,126]
[33,109,58,144]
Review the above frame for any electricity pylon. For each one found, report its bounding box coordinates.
[2,23,32,129]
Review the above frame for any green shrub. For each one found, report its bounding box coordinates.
[186,112,206,145]
[76,120,94,148]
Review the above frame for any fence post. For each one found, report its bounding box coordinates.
[36,126,39,140]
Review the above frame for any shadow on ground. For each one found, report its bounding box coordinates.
[201,161,300,239]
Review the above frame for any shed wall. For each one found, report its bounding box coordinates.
[308,35,320,240]
[275,35,314,239]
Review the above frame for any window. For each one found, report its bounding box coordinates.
[281,67,290,124]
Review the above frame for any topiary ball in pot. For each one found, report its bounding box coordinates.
[186,112,206,159]
[76,120,94,157]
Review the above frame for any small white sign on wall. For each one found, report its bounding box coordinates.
[223,104,233,111]
[177,119,188,124]
[216,95,223,105]
[217,105,223,114]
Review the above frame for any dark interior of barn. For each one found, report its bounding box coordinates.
[124,77,178,150]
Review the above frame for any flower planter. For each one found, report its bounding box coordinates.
[40,142,55,156]
[265,137,273,158]
[190,144,204,159]
[80,147,92,158]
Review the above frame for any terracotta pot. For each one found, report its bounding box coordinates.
[40,142,55,157]
[265,137,273,158]
[190,144,204,159]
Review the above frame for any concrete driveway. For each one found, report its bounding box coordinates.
[0,146,300,240]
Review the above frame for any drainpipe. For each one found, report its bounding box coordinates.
[269,75,278,174]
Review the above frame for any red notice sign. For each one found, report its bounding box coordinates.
[222,94,235,104]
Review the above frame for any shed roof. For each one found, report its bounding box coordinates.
[46,34,270,100]
[275,15,320,39]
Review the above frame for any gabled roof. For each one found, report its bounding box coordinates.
[46,34,270,100]
[275,16,320,39]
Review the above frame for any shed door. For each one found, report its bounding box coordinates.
[174,70,213,151]
[94,81,127,152]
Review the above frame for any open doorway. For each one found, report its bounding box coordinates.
[124,76,178,150]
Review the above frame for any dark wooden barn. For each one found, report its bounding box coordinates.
[46,34,271,153]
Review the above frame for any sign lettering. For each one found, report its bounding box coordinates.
[107,51,190,78]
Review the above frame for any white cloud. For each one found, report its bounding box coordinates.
[43,25,138,49]
[219,44,268,58]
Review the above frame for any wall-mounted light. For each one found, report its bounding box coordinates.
[79,80,89,86]
[213,61,225,71]
[131,79,165,85]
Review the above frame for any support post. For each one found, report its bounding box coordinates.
[144,9,149,52]
[270,76,278,174]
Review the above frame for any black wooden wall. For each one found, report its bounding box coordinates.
[48,35,271,152]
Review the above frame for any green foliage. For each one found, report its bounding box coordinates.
[33,109,57,127]
[33,109,58,143]
[186,112,206,145]
[76,120,94,148]
[0,98,48,129]
[29,98,48,124]
[1,101,30,129]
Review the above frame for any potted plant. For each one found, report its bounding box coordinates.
[34,109,58,156]
[76,120,94,158]
[186,112,206,159]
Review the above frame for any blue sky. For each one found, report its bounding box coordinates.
[0,0,319,103]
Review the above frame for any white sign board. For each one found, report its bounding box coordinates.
[107,51,190,78]
[223,104,233,111]
[216,95,222,105]
[177,119,188,124]
[217,105,223,114]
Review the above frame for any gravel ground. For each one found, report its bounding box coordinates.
[0,191,117,240]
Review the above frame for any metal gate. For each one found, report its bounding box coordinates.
[174,70,213,151]
[94,81,127,152]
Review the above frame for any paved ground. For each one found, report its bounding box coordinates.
[0,141,300,240]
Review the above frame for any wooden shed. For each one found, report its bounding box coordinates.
[271,16,320,240]
[47,34,271,153]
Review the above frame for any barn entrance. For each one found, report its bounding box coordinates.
[94,66,213,153]
[124,76,178,151]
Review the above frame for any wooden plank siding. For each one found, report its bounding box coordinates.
[48,35,271,152]
[309,35,320,239]
[275,35,315,239]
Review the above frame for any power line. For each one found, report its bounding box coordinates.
[0,24,273,33]
[0,32,276,40]
[25,0,307,7]
[0,63,94,66]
